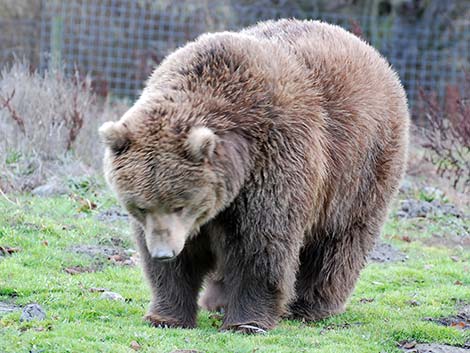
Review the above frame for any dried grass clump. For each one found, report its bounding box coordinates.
[0,61,129,192]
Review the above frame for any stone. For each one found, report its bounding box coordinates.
[20,303,46,322]
[100,291,125,301]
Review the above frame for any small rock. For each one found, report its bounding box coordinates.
[20,303,46,322]
[368,242,407,263]
[100,291,124,301]
[399,179,414,193]
[32,180,68,197]
[89,287,109,293]
[421,186,445,200]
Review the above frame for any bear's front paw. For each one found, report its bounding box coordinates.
[144,313,193,329]
[220,323,267,334]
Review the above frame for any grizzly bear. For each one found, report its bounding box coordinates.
[99,19,409,332]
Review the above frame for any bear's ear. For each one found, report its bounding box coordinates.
[185,126,217,162]
[99,121,131,156]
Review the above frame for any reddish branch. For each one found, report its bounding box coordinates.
[0,89,26,134]
[419,79,470,190]
[66,71,86,151]
[66,89,84,151]
[349,19,364,41]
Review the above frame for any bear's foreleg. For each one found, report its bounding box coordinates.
[132,221,213,328]
[219,221,302,332]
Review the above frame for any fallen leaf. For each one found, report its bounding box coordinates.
[400,235,412,242]
[208,313,224,321]
[71,193,97,213]
[451,321,466,328]
[130,341,141,351]
[402,341,416,349]
[109,254,124,262]
[359,298,375,303]
[407,300,420,307]
[0,246,21,255]
[64,266,95,275]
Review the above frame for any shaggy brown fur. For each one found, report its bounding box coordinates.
[100,19,409,332]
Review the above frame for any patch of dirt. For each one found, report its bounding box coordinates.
[397,199,463,219]
[422,234,470,250]
[0,302,20,316]
[367,242,407,263]
[400,342,470,353]
[425,305,470,330]
[69,244,138,266]
[319,322,363,335]
[70,244,123,258]
[96,207,128,223]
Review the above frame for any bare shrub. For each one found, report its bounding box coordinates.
[0,60,129,192]
[419,77,470,192]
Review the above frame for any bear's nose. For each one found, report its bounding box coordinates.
[151,248,176,261]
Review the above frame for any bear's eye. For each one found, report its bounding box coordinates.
[131,206,146,217]
[172,207,184,214]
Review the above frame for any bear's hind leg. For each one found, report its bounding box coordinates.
[289,222,378,322]
[199,276,226,312]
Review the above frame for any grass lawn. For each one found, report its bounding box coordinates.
[0,183,469,353]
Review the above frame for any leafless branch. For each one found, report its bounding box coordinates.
[0,89,26,134]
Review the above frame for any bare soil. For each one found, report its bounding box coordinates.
[367,242,407,263]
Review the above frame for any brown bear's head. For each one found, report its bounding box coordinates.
[99,108,223,261]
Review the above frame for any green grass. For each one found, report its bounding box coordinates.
[0,187,469,353]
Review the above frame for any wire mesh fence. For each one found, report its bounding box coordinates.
[1,0,469,117]
[0,19,39,68]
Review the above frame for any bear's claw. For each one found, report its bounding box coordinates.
[220,323,267,334]
[144,313,188,328]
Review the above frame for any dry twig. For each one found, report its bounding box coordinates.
[0,89,26,134]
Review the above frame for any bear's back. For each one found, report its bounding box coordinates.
[241,20,408,125]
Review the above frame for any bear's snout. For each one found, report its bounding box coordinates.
[150,247,176,261]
